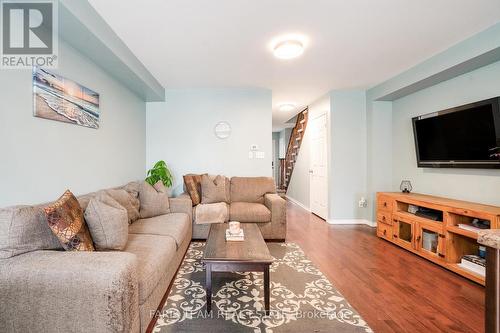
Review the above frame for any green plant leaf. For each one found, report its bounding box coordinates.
[145,160,173,188]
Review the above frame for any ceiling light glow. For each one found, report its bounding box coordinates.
[279,103,296,112]
[270,34,308,60]
[273,40,304,59]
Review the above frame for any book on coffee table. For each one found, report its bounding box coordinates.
[226,229,244,241]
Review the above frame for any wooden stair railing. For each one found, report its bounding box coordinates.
[281,108,309,191]
[278,158,286,189]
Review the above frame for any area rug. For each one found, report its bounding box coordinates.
[153,242,372,333]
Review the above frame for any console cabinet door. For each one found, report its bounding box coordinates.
[415,223,446,261]
[393,218,415,251]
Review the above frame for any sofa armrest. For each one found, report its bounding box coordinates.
[0,250,139,333]
[169,193,193,222]
[264,193,286,225]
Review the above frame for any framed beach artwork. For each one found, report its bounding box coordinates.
[33,67,100,129]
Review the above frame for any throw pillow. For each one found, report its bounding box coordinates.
[201,174,230,204]
[84,192,128,250]
[0,205,63,259]
[44,190,94,251]
[123,181,140,199]
[106,188,140,223]
[183,174,206,206]
[139,181,170,218]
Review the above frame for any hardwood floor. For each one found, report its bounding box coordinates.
[286,201,485,333]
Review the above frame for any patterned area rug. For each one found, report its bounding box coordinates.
[153,242,372,333]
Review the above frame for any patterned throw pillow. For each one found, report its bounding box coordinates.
[44,190,94,251]
[183,174,206,206]
[201,175,230,204]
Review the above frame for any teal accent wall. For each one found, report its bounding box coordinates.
[365,22,500,222]
[0,40,146,206]
[391,61,500,206]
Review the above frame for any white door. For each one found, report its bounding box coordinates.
[310,113,328,219]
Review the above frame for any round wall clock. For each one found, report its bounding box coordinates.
[214,121,231,139]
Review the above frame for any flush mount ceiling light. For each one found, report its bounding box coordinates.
[273,40,304,59]
[270,34,308,60]
[279,103,296,112]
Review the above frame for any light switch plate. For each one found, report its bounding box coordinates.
[255,151,265,159]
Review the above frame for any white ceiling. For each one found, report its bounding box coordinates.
[88,0,500,130]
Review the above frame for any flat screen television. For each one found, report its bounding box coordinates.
[412,97,500,169]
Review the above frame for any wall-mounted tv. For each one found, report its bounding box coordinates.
[412,97,500,169]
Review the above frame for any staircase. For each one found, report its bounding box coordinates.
[279,108,309,191]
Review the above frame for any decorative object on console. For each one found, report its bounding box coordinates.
[400,180,412,193]
[146,160,173,188]
[44,190,95,251]
[214,121,231,139]
[33,67,100,129]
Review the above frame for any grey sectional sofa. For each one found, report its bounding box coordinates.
[0,182,192,333]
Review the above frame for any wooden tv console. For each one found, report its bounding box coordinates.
[376,192,500,285]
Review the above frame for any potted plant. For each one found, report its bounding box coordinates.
[146,161,173,193]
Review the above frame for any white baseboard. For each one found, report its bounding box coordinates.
[285,197,376,228]
[327,219,376,228]
[285,195,310,212]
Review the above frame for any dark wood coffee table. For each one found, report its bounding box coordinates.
[202,223,274,313]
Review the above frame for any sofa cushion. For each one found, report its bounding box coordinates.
[201,175,230,204]
[139,181,170,219]
[230,177,276,204]
[230,202,272,223]
[105,189,140,224]
[183,174,205,206]
[0,205,63,259]
[123,234,176,304]
[129,213,190,249]
[84,192,129,251]
[44,190,95,252]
